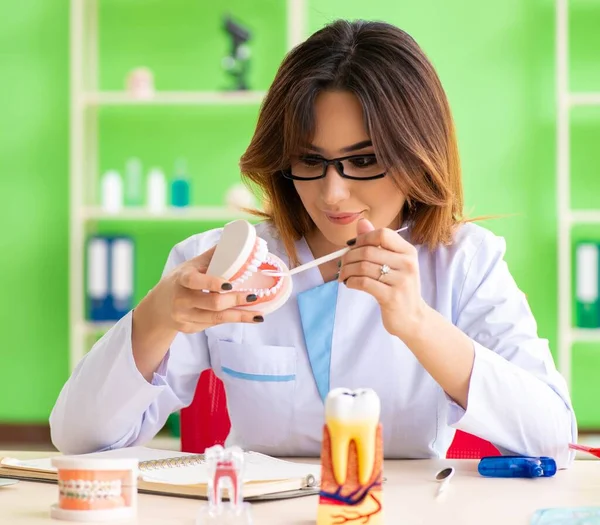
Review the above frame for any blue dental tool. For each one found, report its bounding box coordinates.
[477,456,557,478]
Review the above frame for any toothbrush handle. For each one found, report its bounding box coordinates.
[287,225,407,276]
[265,225,409,278]
[287,247,350,276]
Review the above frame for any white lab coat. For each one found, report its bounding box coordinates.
[50,221,577,468]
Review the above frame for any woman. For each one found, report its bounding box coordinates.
[50,19,576,467]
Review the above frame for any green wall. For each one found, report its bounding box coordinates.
[0,1,69,421]
[2,0,600,428]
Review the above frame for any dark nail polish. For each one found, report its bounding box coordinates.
[253,315,264,322]
[221,282,233,290]
[346,238,356,246]
[337,260,342,268]
[343,278,348,285]
[246,294,257,302]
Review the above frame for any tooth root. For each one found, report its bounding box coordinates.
[354,424,377,485]
[327,422,351,485]
[326,421,376,485]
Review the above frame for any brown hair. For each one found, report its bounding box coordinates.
[240,19,465,267]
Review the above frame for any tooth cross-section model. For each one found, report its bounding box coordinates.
[317,388,384,525]
[206,219,293,314]
[197,445,252,525]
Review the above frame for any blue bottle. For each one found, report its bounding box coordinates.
[171,158,190,207]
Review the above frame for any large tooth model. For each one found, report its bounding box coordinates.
[317,388,384,525]
[206,219,293,314]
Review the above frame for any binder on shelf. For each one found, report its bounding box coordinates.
[86,235,134,321]
[575,242,600,328]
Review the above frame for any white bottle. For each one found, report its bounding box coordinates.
[147,167,166,213]
[100,170,123,213]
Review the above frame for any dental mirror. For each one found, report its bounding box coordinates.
[435,466,455,498]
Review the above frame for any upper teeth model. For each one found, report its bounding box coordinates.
[206,220,293,314]
[324,387,381,486]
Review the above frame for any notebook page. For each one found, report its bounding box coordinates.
[81,446,194,462]
[1,448,320,486]
[141,452,320,485]
[0,447,192,472]
[1,457,55,472]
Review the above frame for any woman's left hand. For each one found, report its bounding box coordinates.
[338,218,429,339]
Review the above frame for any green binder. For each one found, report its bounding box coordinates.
[575,242,600,328]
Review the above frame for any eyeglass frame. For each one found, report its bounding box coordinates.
[281,153,387,181]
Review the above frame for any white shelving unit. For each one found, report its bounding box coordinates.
[556,0,600,390]
[83,90,267,106]
[83,206,257,222]
[69,0,307,371]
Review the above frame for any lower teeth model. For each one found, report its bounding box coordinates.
[206,220,293,314]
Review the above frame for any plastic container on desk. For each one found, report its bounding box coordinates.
[478,456,557,478]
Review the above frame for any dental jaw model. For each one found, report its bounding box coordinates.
[196,445,252,525]
[317,388,384,525]
[206,220,293,314]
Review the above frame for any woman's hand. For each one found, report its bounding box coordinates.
[132,245,263,380]
[339,218,475,408]
[143,245,265,334]
[338,218,428,340]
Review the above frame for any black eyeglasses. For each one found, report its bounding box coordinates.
[282,153,387,181]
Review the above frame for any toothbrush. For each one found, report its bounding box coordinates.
[260,226,408,278]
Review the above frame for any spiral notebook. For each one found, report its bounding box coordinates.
[0,446,321,501]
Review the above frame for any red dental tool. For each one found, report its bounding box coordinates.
[568,443,600,458]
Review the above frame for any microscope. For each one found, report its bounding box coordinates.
[222,15,252,91]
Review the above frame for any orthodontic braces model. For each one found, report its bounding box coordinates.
[57,479,122,502]
[50,456,138,522]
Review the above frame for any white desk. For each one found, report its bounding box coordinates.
[1,451,600,524]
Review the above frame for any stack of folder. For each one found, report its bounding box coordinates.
[87,235,135,321]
